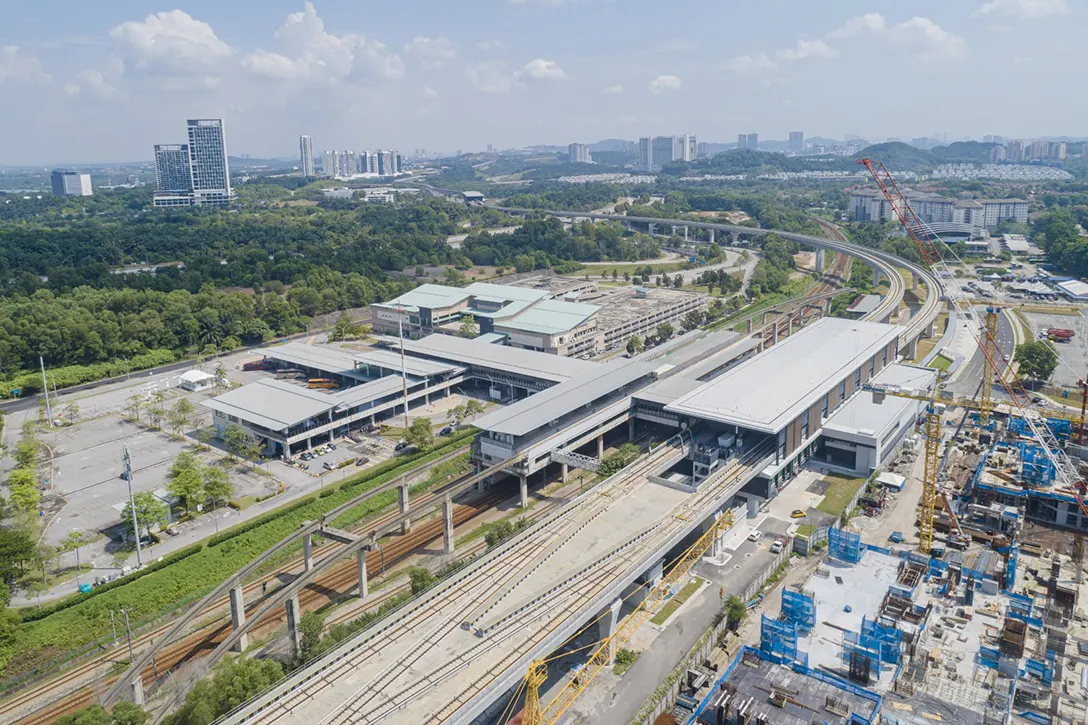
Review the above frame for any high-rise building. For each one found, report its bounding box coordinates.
[681,134,695,162]
[376,150,398,176]
[638,137,653,171]
[1049,141,1067,161]
[299,135,314,177]
[1006,140,1025,162]
[568,143,592,164]
[638,135,695,170]
[990,145,1007,163]
[154,145,191,193]
[1029,140,1049,161]
[50,170,92,196]
[738,133,758,150]
[788,131,805,153]
[696,142,710,159]
[185,119,232,206]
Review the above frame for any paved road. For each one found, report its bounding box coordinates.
[947,311,1015,397]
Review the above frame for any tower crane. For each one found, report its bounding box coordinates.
[513,510,734,725]
[858,158,1088,525]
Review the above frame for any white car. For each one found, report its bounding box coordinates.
[747,530,763,542]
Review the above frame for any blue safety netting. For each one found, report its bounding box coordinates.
[781,588,816,634]
[828,527,862,565]
[760,614,799,665]
[1020,443,1056,485]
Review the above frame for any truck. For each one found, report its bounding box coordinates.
[1048,328,1075,342]
[242,359,270,371]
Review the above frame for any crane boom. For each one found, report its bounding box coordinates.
[857,158,1088,521]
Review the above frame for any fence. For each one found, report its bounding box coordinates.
[741,544,792,603]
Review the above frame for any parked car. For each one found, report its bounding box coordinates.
[394,441,409,452]
[355,456,371,467]
[747,530,763,542]
[439,426,454,436]
[328,443,337,450]
[322,461,334,471]
[770,537,785,554]
[790,509,806,519]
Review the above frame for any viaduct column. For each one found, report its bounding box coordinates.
[303,533,313,572]
[285,595,302,656]
[399,484,411,534]
[229,586,248,652]
[519,475,529,508]
[815,249,825,272]
[598,598,624,665]
[597,435,605,459]
[442,496,455,554]
[872,267,881,288]
[357,550,369,599]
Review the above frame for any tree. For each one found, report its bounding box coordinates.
[458,316,479,339]
[169,451,201,481]
[404,417,434,452]
[223,423,252,459]
[656,322,674,340]
[148,391,167,429]
[7,467,40,514]
[329,313,358,341]
[672,274,683,289]
[724,594,747,630]
[124,394,144,423]
[57,703,149,725]
[408,566,435,594]
[110,702,151,725]
[1014,340,1059,384]
[484,519,515,548]
[597,443,640,478]
[626,336,644,355]
[0,527,36,581]
[296,610,326,665]
[63,402,80,422]
[193,426,213,450]
[169,398,196,436]
[111,544,134,572]
[164,656,283,725]
[214,362,227,386]
[681,310,704,331]
[202,465,235,510]
[168,467,204,515]
[447,404,468,428]
[464,399,486,418]
[122,491,168,541]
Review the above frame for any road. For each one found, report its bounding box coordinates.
[946,310,1015,397]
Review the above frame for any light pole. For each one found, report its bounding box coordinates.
[123,445,142,568]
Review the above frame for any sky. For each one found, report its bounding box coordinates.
[0,0,1082,165]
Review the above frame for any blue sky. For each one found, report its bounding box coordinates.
[0,0,1081,164]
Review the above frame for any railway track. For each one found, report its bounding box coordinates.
[5,469,509,725]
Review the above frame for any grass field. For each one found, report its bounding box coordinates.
[929,354,952,371]
[815,473,867,518]
[650,577,703,626]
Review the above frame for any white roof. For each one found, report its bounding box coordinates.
[1058,279,1088,298]
[180,370,214,382]
[822,363,936,439]
[203,379,335,431]
[666,318,900,433]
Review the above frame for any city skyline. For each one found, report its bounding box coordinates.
[0,0,1085,164]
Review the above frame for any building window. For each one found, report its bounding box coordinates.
[839,380,846,401]
[882,347,888,367]
[777,430,786,460]
[822,393,829,419]
[869,358,875,378]
[801,409,810,439]
[854,369,861,389]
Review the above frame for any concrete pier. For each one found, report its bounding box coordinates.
[303,533,313,572]
[519,475,528,508]
[357,550,368,599]
[285,594,302,656]
[229,586,248,652]
[598,598,623,665]
[442,496,455,554]
[399,484,410,535]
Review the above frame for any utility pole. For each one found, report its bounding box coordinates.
[121,608,135,661]
[110,609,119,646]
[397,308,409,429]
[39,356,52,424]
[123,445,142,568]
[1079,378,1088,445]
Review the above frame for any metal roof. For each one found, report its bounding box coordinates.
[203,379,335,431]
[371,284,471,313]
[666,318,901,433]
[631,376,704,406]
[262,342,367,379]
[352,349,460,378]
[493,299,600,336]
[331,375,408,411]
[823,363,936,439]
[474,360,657,436]
[388,334,598,383]
[847,294,884,315]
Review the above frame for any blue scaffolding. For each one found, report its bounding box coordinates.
[1020,442,1056,485]
[760,614,801,665]
[842,629,884,681]
[977,644,1001,670]
[828,527,863,565]
[781,588,816,634]
[1024,652,1056,687]
[1005,544,1019,590]
[860,616,902,666]
[1008,416,1072,441]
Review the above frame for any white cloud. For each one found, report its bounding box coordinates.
[648,74,682,94]
[517,58,566,82]
[109,10,232,71]
[0,45,51,86]
[64,56,125,99]
[242,2,403,83]
[890,16,966,62]
[404,36,456,69]
[776,39,838,62]
[422,85,439,99]
[600,84,624,94]
[476,40,506,52]
[973,0,1069,18]
[465,61,514,93]
[723,53,778,74]
[827,13,886,38]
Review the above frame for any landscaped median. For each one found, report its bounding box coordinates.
[0,428,477,680]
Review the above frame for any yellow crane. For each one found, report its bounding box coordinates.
[979,306,1000,427]
[516,510,735,725]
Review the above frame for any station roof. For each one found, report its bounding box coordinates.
[666,318,900,433]
[847,294,883,315]
[352,349,460,378]
[387,334,598,383]
[371,284,470,313]
[474,360,656,437]
[493,299,599,336]
[632,376,704,406]
[262,342,367,379]
[203,379,334,431]
[331,375,408,411]
[823,363,936,439]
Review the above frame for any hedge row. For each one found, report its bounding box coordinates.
[0,349,177,398]
[18,543,204,623]
[2,432,476,678]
